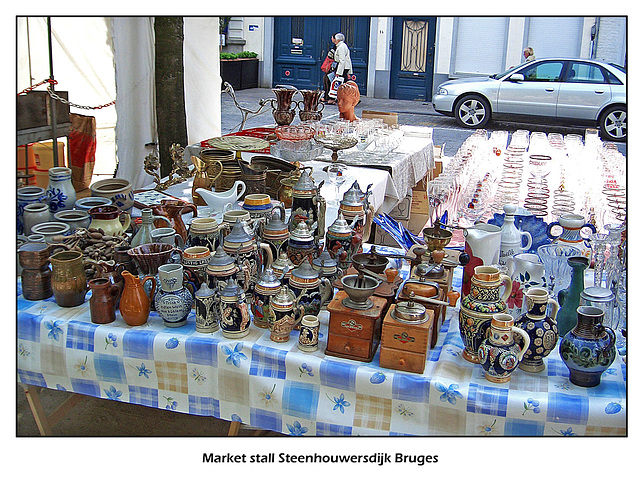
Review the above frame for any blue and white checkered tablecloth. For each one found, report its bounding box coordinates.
[16,246,626,436]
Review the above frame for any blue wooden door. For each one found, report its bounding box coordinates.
[273,17,370,95]
[390,17,437,101]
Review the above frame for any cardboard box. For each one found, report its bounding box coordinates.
[361,110,398,127]
[410,188,430,215]
[407,213,429,235]
[388,193,412,220]
[17,141,66,188]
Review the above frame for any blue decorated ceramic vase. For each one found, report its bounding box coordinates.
[154,264,193,328]
[560,305,616,387]
[515,287,560,373]
[46,167,76,214]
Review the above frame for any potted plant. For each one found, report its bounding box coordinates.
[220,51,259,90]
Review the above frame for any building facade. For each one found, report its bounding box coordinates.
[222,16,626,102]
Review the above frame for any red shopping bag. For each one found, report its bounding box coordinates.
[321,55,333,73]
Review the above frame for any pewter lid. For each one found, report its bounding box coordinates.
[272,285,295,306]
[195,281,216,298]
[208,245,236,267]
[291,258,319,280]
[580,286,615,303]
[290,221,314,242]
[263,207,288,232]
[394,293,427,324]
[224,219,254,244]
[293,168,316,192]
[328,212,353,235]
[340,184,364,207]
[220,277,244,297]
[257,268,281,289]
[312,250,338,269]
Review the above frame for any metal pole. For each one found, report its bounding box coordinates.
[47,17,59,167]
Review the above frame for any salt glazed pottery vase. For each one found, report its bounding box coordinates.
[560,305,616,387]
[154,264,194,328]
[90,178,134,213]
[459,265,512,363]
[514,287,560,372]
[88,278,121,324]
[50,250,88,307]
[478,313,531,383]
[556,256,589,337]
[46,167,76,214]
[120,270,156,326]
[547,213,596,263]
[22,203,51,236]
[17,186,48,235]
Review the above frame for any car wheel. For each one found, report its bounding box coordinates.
[599,105,626,142]
[454,95,491,128]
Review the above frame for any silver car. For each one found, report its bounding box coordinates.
[432,58,626,142]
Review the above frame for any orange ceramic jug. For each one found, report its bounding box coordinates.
[120,270,156,326]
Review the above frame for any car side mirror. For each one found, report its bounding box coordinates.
[509,73,525,82]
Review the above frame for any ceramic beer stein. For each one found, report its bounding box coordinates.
[288,258,332,318]
[478,313,531,383]
[459,265,512,363]
[271,251,296,285]
[326,212,360,270]
[287,221,318,267]
[194,281,219,333]
[514,287,559,373]
[289,168,326,243]
[182,246,212,288]
[186,217,221,252]
[219,278,252,338]
[298,314,320,352]
[252,268,281,329]
[261,204,289,260]
[269,285,304,343]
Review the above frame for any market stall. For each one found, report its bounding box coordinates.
[16,118,626,436]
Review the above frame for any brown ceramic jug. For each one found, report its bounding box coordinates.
[151,199,198,242]
[120,270,157,326]
[50,250,88,307]
[88,278,121,324]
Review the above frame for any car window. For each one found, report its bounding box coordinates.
[519,61,564,82]
[565,62,607,84]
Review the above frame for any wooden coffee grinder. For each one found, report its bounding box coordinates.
[325,270,387,362]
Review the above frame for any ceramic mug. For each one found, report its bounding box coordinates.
[223,209,251,225]
[151,227,184,248]
[298,314,320,352]
[182,246,211,285]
